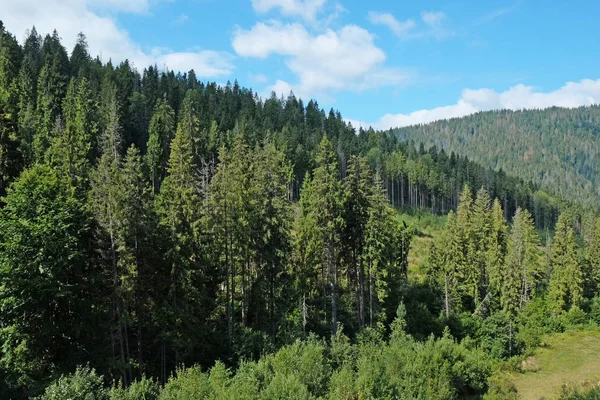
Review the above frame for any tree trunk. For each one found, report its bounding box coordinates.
[444,273,450,319]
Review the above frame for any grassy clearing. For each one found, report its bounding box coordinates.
[508,329,600,400]
[397,211,447,282]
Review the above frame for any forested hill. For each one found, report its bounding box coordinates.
[392,106,600,206]
[0,22,592,398]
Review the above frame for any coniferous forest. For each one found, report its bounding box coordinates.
[2,23,600,400]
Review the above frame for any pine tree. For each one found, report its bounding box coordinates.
[146,97,175,193]
[70,33,90,79]
[34,32,69,162]
[48,77,97,187]
[296,136,344,334]
[0,24,22,112]
[585,217,600,297]
[0,104,21,196]
[501,208,540,315]
[248,143,293,335]
[486,199,507,304]
[155,117,204,366]
[341,155,371,328]
[548,213,583,313]
[363,172,407,326]
[469,187,492,308]
[16,55,37,165]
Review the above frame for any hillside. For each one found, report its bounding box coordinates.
[392,106,600,206]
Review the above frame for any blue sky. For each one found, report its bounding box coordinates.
[3,0,600,128]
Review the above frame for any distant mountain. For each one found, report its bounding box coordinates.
[392,105,600,205]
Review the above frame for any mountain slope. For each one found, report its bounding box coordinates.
[392,106,600,205]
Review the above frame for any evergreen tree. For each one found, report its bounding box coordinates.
[48,77,97,187]
[0,23,21,113]
[585,217,600,297]
[248,143,293,335]
[34,32,69,162]
[0,104,21,196]
[486,199,507,305]
[548,213,583,313]
[363,172,408,326]
[155,117,204,367]
[15,55,37,165]
[501,208,540,315]
[146,98,175,193]
[469,187,492,308]
[341,155,371,328]
[296,136,344,334]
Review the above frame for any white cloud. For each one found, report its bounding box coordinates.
[251,0,327,22]
[421,11,452,39]
[475,5,517,25]
[355,79,600,130]
[153,50,234,77]
[1,0,233,77]
[232,21,407,98]
[85,0,151,14]
[172,13,189,25]
[249,72,269,84]
[367,9,452,41]
[367,11,415,38]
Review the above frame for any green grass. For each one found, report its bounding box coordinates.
[397,211,447,283]
[507,329,600,400]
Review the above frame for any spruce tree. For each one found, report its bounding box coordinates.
[548,212,583,313]
[342,155,371,328]
[48,77,97,187]
[469,187,492,308]
[486,199,507,304]
[155,118,204,365]
[146,98,175,193]
[501,208,540,315]
[585,217,600,297]
[296,135,344,334]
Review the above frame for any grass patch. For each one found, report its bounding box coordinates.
[508,328,600,400]
[397,211,447,283]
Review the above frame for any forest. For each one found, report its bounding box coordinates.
[1,23,600,399]
[393,105,600,207]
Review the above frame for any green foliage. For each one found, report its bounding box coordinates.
[1,23,599,400]
[393,106,600,207]
[109,377,161,400]
[558,383,600,400]
[36,366,108,400]
[0,165,103,393]
[549,213,583,313]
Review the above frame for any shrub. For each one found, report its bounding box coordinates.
[36,366,108,400]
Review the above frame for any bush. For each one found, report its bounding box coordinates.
[483,374,519,400]
[36,366,108,400]
[159,366,211,400]
[558,382,600,399]
[110,377,160,400]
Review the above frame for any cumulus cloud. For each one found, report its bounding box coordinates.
[1,0,233,77]
[354,79,600,130]
[367,11,415,38]
[251,0,327,22]
[232,21,407,98]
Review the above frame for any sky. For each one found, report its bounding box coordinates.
[2,0,600,130]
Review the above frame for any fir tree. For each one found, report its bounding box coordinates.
[548,213,583,313]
